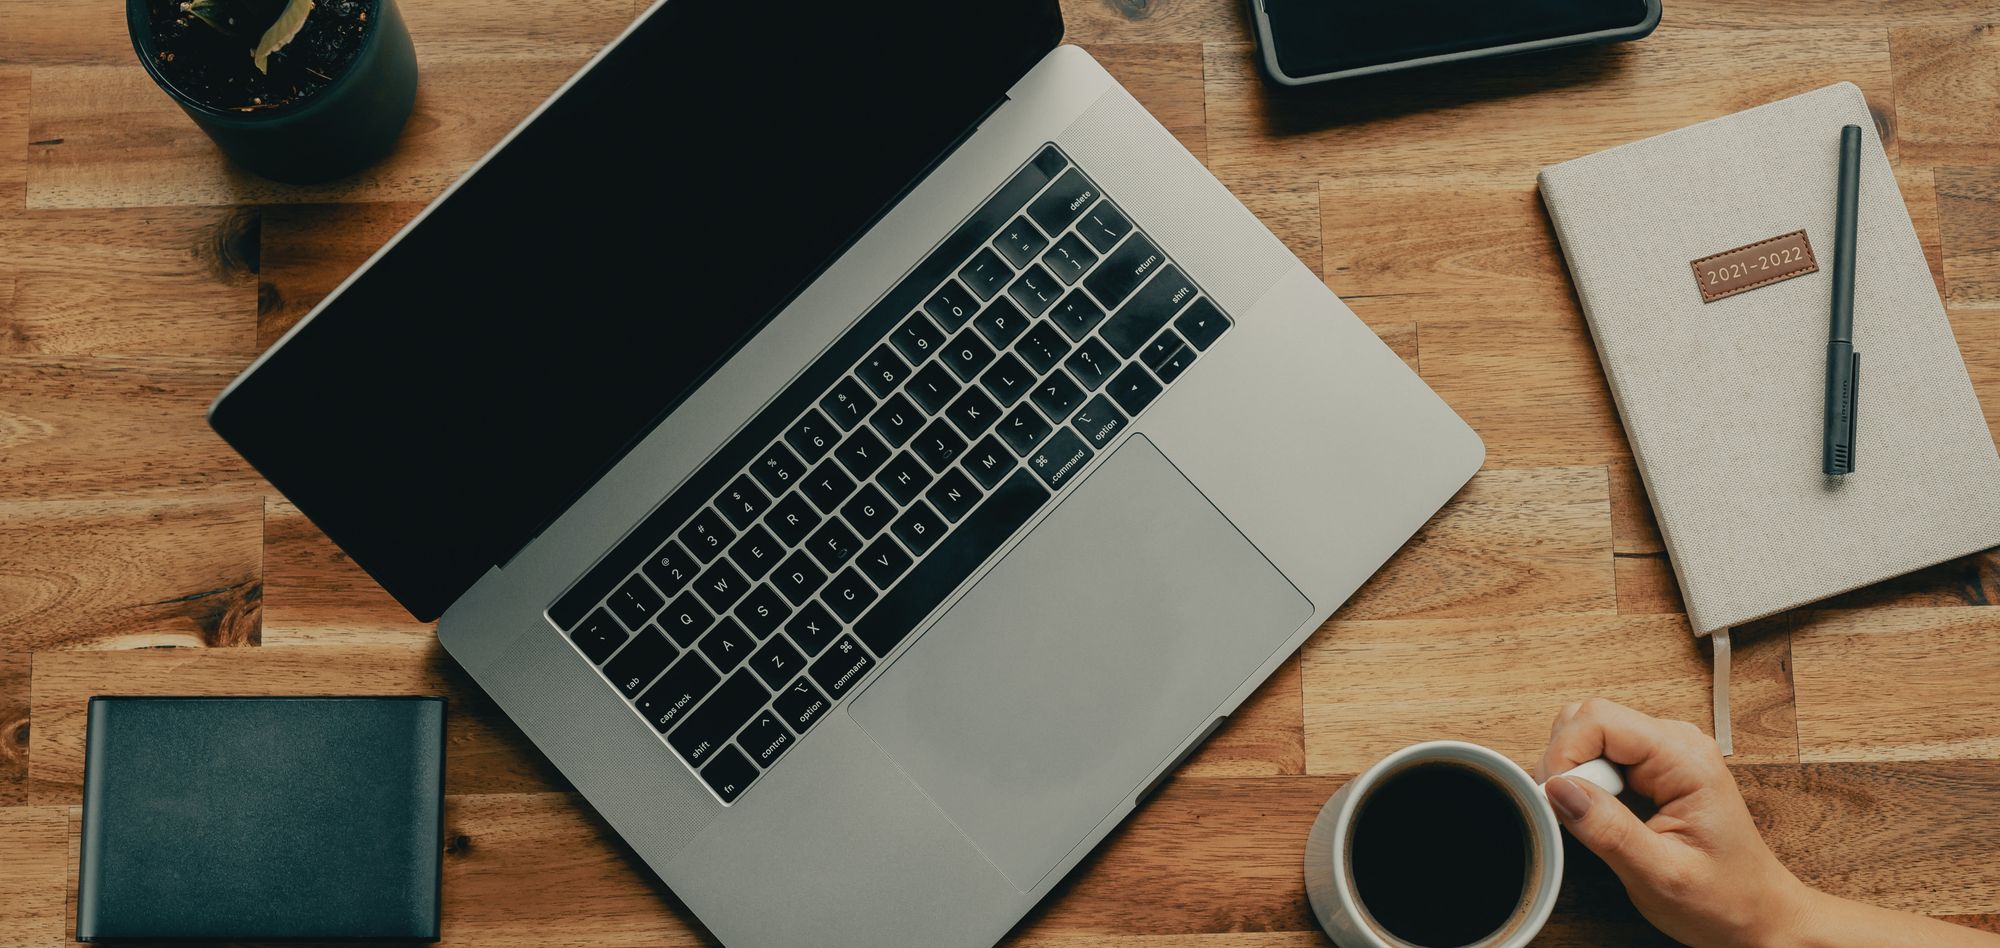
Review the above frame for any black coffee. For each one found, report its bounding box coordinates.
[1349,762,1530,947]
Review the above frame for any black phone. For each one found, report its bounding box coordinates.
[1249,0,1661,86]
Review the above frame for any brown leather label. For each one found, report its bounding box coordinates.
[1691,230,1818,303]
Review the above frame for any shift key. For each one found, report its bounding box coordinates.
[667,669,768,768]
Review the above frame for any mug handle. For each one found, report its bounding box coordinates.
[1549,757,1624,796]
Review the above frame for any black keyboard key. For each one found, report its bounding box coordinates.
[924,279,979,330]
[1076,199,1132,253]
[802,459,857,514]
[726,523,783,580]
[995,216,1050,268]
[669,669,767,767]
[773,677,832,733]
[913,419,967,472]
[1006,263,1064,316]
[997,404,1052,456]
[942,328,996,382]
[785,601,840,656]
[926,469,984,523]
[660,589,715,647]
[855,345,910,399]
[749,635,807,690]
[972,296,1029,349]
[678,508,735,563]
[772,551,827,606]
[823,568,879,622]
[608,575,664,631]
[854,470,1050,656]
[806,518,863,571]
[1174,297,1231,350]
[737,710,795,768]
[1110,362,1164,415]
[570,608,627,664]
[1032,370,1084,423]
[840,483,897,537]
[980,352,1035,407]
[765,492,820,547]
[1064,337,1118,390]
[1142,328,1187,373]
[958,248,1011,301]
[1084,232,1163,310]
[1026,427,1094,491]
[905,361,962,415]
[820,376,877,431]
[734,584,790,638]
[834,426,891,480]
[891,311,947,364]
[892,502,947,556]
[1042,232,1098,285]
[693,558,750,613]
[641,539,697,598]
[963,436,1015,490]
[714,475,769,531]
[699,745,758,803]
[810,635,876,698]
[859,536,913,590]
[699,617,756,672]
[1156,343,1195,383]
[635,653,718,733]
[1103,264,1197,358]
[751,442,805,495]
[867,392,923,447]
[1028,167,1101,234]
[876,451,935,505]
[783,408,839,464]
[945,387,1002,441]
[604,625,677,698]
[1015,321,1072,375]
[1072,394,1129,449]
[1049,290,1105,341]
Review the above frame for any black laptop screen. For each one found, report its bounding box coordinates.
[211,1,1064,620]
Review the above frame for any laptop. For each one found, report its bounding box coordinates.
[208,1,1484,944]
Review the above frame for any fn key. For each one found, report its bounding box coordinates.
[700,745,759,803]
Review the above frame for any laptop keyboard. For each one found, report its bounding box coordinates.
[550,144,1234,804]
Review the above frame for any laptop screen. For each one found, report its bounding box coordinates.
[211,0,1064,620]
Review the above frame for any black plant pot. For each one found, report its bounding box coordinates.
[126,0,418,184]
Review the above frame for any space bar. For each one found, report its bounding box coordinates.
[854,469,1051,657]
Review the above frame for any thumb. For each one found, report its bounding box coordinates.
[1545,774,1667,877]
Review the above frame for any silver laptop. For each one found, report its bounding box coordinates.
[208,1,1483,944]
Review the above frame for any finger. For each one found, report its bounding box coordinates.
[1538,702,1586,780]
[1545,774,1671,881]
[1540,698,1684,781]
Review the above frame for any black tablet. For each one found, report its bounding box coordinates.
[1250,0,1661,86]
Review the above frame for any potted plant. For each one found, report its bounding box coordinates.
[127,0,418,183]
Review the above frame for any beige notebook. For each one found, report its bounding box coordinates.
[1539,83,2000,643]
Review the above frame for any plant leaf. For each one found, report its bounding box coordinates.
[250,0,312,75]
[181,0,243,35]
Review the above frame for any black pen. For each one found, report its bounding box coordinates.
[1823,124,1862,476]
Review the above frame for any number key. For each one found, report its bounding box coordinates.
[784,408,839,464]
[891,311,947,363]
[677,508,735,562]
[750,443,804,495]
[958,248,1012,301]
[924,280,979,330]
[642,539,697,597]
[855,345,909,398]
[714,475,769,531]
[819,377,877,431]
[995,216,1049,268]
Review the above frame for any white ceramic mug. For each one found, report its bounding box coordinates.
[1303,741,1624,948]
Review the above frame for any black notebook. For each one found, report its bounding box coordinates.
[77,696,445,942]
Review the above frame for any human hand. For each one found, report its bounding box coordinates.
[1538,699,1810,948]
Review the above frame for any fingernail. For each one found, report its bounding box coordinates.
[1546,776,1592,822]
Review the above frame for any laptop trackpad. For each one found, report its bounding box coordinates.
[849,436,1311,891]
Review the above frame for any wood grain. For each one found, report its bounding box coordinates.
[1939,166,2000,308]
[0,806,68,948]
[261,498,436,645]
[1891,24,2000,167]
[0,68,26,211]
[1179,655,1304,778]
[1792,606,2000,762]
[0,652,27,805]
[256,202,423,347]
[1088,44,1207,163]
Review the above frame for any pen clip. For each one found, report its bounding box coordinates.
[1845,350,1859,473]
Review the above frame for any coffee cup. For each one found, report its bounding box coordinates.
[1303,741,1624,948]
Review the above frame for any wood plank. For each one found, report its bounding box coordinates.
[0,654,26,805]
[1179,654,1303,778]
[1615,555,1686,616]
[0,496,262,651]
[1793,606,2000,762]
[1955,304,2000,446]
[0,208,258,355]
[1204,30,1894,193]
[1240,187,1320,279]
[1900,167,1947,300]
[1417,315,1629,467]
[0,68,27,211]
[261,497,436,644]
[1336,466,1616,621]
[26,59,576,209]
[27,646,570,804]
[1608,461,1662,555]
[0,355,262,501]
[1938,167,2000,309]
[1891,25,2000,167]
[1058,0,1249,45]
[257,202,422,347]
[1300,612,1797,774]
[1668,0,2000,28]
[0,807,68,948]
[1086,44,1207,164]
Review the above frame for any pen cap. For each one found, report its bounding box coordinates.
[1829,124,1861,341]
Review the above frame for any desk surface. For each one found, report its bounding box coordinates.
[4,0,2000,944]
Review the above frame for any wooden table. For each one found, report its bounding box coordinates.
[5,0,2000,943]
